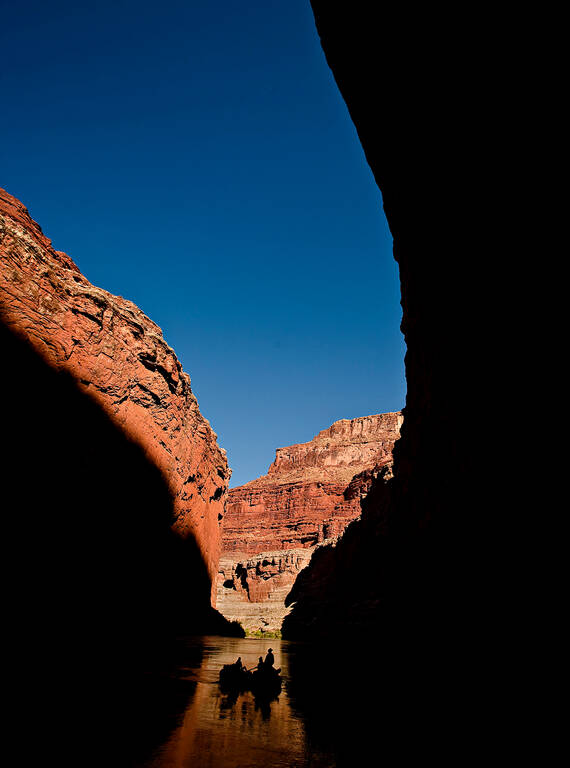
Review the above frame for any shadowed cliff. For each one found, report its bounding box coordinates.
[0,186,231,602]
[279,5,515,760]
[0,183,244,763]
[283,0,495,642]
[1,321,242,763]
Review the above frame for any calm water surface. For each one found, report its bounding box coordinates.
[142,636,335,768]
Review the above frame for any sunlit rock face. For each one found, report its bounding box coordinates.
[0,187,229,600]
[217,549,315,633]
[217,414,401,633]
[223,413,402,554]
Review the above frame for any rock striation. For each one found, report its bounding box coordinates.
[222,413,402,554]
[217,414,401,632]
[217,549,315,633]
[0,187,230,600]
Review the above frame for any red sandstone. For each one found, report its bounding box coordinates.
[217,413,401,632]
[223,413,402,555]
[0,188,229,600]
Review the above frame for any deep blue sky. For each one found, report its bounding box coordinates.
[1,0,405,487]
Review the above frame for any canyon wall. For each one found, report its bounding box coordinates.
[282,2,491,642]
[0,188,229,600]
[217,413,401,632]
[0,187,240,762]
[280,6,507,762]
[223,413,401,554]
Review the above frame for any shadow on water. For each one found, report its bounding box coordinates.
[142,635,453,767]
[0,321,228,766]
[287,638,477,767]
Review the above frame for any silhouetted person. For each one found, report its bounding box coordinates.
[234,656,244,671]
[257,656,264,672]
[264,648,274,668]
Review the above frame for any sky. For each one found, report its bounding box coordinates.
[0,0,406,487]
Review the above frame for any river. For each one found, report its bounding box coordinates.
[139,636,336,768]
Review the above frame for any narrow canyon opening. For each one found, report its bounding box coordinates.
[0,1,497,765]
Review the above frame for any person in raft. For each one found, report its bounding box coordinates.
[264,648,275,668]
[234,656,245,671]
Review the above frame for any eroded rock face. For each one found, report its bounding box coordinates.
[0,187,229,600]
[217,414,401,632]
[217,549,314,633]
[267,413,400,483]
[222,413,402,554]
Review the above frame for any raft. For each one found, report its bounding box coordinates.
[219,664,282,697]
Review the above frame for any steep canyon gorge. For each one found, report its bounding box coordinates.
[1,1,495,761]
[217,413,402,633]
[1,6,484,652]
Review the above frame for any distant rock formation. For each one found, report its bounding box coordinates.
[217,413,401,633]
[223,413,402,553]
[218,549,315,633]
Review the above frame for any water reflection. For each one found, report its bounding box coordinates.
[143,637,334,768]
[135,634,467,767]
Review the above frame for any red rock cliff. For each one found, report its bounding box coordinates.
[0,187,229,600]
[217,413,401,632]
[223,412,402,554]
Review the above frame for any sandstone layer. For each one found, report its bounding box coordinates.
[217,549,314,633]
[0,187,229,600]
[217,414,401,632]
[222,413,402,554]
